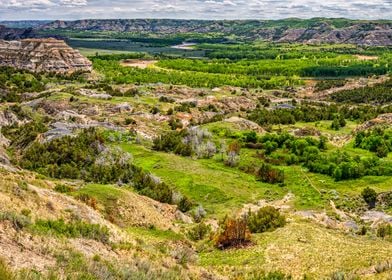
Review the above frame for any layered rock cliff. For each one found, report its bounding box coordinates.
[0,38,92,74]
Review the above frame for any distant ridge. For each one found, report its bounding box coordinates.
[0,20,51,29]
[39,18,392,46]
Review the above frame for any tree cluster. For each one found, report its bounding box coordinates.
[18,128,192,209]
[355,128,392,158]
[153,127,217,159]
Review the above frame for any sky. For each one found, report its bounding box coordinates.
[0,0,391,21]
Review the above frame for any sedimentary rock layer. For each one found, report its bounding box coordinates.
[0,38,92,74]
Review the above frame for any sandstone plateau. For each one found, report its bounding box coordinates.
[0,38,92,74]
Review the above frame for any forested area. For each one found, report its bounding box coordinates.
[248,103,392,126]
[92,59,301,88]
[199,43,391,60]
[241,131,392,181]
[157,55,390,78]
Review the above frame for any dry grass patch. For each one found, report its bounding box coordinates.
[200,218,392,279]
[120,59,158,69]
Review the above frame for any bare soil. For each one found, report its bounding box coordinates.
[355,55,379,61]
[120,59,157,69]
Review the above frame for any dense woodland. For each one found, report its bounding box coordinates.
[248,103,392,126]
[157,55,390,77]
[92,58,302,88]
[330,78,392,104]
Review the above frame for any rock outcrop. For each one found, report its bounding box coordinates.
[0,38,92,74]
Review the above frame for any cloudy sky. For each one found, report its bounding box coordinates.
[0,0,391,20]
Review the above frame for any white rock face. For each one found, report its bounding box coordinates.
[0,38,92,74]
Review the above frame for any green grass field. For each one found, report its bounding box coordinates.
[120,142,392,218]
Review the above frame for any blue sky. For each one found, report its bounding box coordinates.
[0,0,391,20]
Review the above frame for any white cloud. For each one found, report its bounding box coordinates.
[60,0,88,6]
[0,0,391,20]
[0,0,55,8]
[0,0,87,9]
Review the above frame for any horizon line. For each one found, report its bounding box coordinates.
[1,17,392,22]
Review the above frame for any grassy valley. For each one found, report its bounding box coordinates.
[0,19,392,279]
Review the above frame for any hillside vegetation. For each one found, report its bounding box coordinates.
[0,24,392,279]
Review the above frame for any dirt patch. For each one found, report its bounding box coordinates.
[120,59,157,69]
[355,55,378,61]
[240,193,294,217]
[171,43,197,50]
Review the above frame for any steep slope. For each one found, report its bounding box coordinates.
[0,170,214,279]
[0,38,92,74]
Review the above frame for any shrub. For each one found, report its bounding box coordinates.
[187,223,211,241]
[167,108,174,116]
[192,205,207,222]
[150,107,160,115]
[159,96,175,103]
[174,101,196,113]
[76,194,98,210]
[177,196,193,212]
[54,184,74,193]
[261,271,292,280]
[214,217,251,249]
[330,115,346,130]
[168,117,182,130]
[227,140,241,155]
[377,224,392,239]
[243,131,258,143]
[256,163,285,184]
[124,118,136,125]
[153,127,216,159]
[21,209,31,217]
[0,211,31,231]
[247,206,286,233]
[361,187,377,208]
[330,271,346,280]
[171,246,197,266]
[153,130,188,154]
[224,151,240,167]
[134,173,173,204]
[32,219,110,243]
